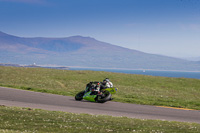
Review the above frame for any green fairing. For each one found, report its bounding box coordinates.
[102,87,118,94]
[83,91,97,102]
[83,88,118,102]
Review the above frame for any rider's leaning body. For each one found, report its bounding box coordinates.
[100,78,113,90]
[96,78,113,93]
[85,78,113,93]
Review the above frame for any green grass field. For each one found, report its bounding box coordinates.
[1,106,200,133]
[0,66,200,110]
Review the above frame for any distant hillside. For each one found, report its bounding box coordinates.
[185,57,200,61]
[0,31,200,71]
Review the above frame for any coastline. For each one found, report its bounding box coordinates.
[67,66,200,73]
[1,63,200,79]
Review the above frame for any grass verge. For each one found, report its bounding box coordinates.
[0,106,200,133]
[0,66,200,110]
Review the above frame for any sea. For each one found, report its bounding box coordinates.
[69,67,200,79]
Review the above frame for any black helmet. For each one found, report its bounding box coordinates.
[103,78,110,82]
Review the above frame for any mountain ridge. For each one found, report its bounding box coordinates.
[0,31,200,71]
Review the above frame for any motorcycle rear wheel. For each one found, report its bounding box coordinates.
[75,90,85,101]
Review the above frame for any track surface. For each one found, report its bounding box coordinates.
[0,87,200,123]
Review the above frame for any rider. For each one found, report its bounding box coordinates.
[85,78,113,94]
[100,78,113,89]
[100,78,114,100]
[103,78,113,88]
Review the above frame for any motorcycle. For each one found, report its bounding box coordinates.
[75,81,118,103]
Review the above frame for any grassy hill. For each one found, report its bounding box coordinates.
[1,106,200,133]
[0,66,200,110]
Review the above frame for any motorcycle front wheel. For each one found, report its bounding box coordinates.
[96,91,111,103]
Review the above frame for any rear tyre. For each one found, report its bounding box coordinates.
[75,91,85,101]
[96,91,111,103]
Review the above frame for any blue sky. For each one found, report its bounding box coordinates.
[0,0,200,58]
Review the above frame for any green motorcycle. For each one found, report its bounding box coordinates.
[75,81,118,103]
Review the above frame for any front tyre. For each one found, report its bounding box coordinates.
[75,91,85,101]
[96,91,111,103]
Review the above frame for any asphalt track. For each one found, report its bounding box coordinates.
[0,87,200,124]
